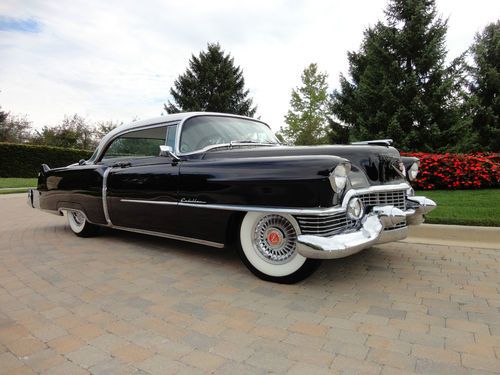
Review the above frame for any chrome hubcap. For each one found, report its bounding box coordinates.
[253,215,297,264]
[71,211,85,226]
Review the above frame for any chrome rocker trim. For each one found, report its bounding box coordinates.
[296,196,436,260]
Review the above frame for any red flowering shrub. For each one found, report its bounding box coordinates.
[401,152,500,190]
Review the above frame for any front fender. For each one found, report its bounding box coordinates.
[179,155,347,208]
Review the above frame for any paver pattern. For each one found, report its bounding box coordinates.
[0,193,499,374]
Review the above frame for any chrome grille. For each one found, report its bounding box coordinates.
[295,189,407,237]
[357,190,406,210]
[295,212,356,237]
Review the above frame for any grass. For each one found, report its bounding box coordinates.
[417,189,500,227]
[0,177,37,194]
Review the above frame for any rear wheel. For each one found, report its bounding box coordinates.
[66,210,100,237]
[237,212,321,283]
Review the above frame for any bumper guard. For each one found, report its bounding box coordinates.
[296,196,436,259]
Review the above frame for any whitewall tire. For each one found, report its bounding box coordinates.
[237,212,321,283]
[66,210,100,237]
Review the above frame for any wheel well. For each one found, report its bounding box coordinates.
[225,211,245,246]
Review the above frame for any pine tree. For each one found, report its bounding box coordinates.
[467,21,500,151]
[164,43,257,117]
[279,63,333,145]
[331,0,460,151]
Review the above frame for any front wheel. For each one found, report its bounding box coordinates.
[66,210,100,237]
[237,212,321,284]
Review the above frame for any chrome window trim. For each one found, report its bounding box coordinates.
[120,182,411,216]
[94,121,179,162]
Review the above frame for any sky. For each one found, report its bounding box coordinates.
[0,0,499,132]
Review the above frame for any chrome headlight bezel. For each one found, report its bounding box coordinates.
[347,197,365,220]
[329,163,351,193]
[408,161,420,181]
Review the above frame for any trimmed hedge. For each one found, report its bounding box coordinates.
[402,152,500,190]
[0,143,93,178]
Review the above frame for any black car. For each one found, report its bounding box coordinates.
[28,112,436,283]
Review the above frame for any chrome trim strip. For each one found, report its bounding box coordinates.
[119,183,412,216]
[94,121,179,162]
[121,199,177,206]
[111,225,224,248]
[102,168,112,225]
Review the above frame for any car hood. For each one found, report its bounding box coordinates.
[198,144,405,186]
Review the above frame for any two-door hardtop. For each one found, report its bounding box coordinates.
[28,112,435,283]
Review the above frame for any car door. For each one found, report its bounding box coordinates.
[103,124,181,234]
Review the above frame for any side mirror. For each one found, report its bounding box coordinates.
[159,145,180,161]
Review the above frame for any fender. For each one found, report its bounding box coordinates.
[179,155,348,208]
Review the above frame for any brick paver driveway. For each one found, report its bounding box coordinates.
[1,193,499,374]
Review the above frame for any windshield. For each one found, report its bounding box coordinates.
[179,116,279,154]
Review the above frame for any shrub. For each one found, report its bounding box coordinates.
[0,143,93,178]
[402,152,500,190]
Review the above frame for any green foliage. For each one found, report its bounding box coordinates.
[165,43,257,117]
[0,107,32,143]
[331,0,461,151]
[467,21,500,152]
[32,114,96,150]
[0,143,92,178]
[279,63,334,145]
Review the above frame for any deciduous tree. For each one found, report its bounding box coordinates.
[279,63,333,145]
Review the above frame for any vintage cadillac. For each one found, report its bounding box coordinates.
[28,112,436,283]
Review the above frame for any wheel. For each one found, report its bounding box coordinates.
[237,212,322,283]
[66,210,100,237]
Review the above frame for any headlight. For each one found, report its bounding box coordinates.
[408,162,419,181]
[329,163,351,193]
[347,197,364,220]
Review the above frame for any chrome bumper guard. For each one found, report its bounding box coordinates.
[296,196,436,259]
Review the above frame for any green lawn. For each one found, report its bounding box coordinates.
[417,189,500,227]
[0,178,38,194]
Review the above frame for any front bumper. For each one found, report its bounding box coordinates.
[296,196,436,259]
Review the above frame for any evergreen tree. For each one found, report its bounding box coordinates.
[331,0,460,151]
[279,63,333,145]
[165,43,257,117]
[467,21,500,151]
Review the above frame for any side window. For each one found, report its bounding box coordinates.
[166,125,177,149]
[102,126,167,160]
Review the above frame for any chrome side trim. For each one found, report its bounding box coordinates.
[119,182,411,216]
[102,168,112,225]
[121,199,177,206]
[112,225,224,248]
[121,198,346,216]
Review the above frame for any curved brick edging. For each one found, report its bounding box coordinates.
[404,224,500,249]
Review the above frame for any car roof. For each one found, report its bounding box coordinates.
[90,112,268,161]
